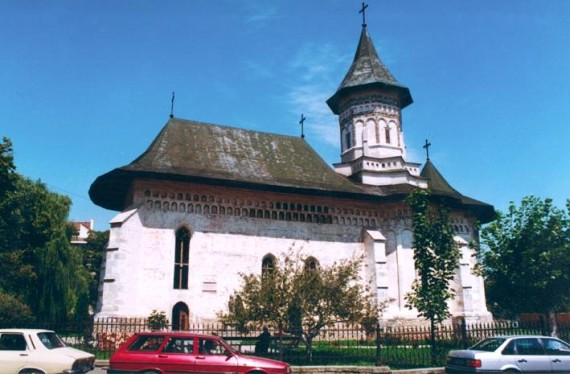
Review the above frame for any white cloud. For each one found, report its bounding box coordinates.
[286,43,351,147]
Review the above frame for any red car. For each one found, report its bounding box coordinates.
[108,331,291,374]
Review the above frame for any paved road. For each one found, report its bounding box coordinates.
[90,366,107,374]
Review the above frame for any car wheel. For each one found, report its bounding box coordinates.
[140,371,161,374]
[503,370,519,374]
[20,370,45,374]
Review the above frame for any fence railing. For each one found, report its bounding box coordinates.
[4,318,569,368]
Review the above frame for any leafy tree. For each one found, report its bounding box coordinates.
[219,248,381,361]
[405,189,460,364]
[83,230,108,314]
[0,137,91,322]
[478,196,570,335]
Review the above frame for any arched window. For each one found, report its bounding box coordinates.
[261,254,276,277]
[304,256,319,271]
[173,227,190,289]
[384,124,391,144]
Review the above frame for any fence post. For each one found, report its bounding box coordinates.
[375,323,382,366]
[460,317,468,349]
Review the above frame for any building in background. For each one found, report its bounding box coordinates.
[70,220,94,247]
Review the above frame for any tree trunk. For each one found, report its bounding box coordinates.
[548,310,559,337]
[430,318,437,366]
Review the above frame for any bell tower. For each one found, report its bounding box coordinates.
[327,19,426,188]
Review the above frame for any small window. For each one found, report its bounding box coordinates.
[0,333,27,351]
[37,332,65,349]
[198,338,225,355]
[128,335,165,352]
[514,338,545,356]
[163,337,194,354]
[543,338,570,355]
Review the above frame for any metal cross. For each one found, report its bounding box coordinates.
[423,139,432,160]
[299,114,306,139]
[359,2,368,28]
[170,91,175,118]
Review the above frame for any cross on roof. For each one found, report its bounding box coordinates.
[170,91,175,118]
[359,2,368,28]
[299,114,306,139]
[423,139,432,160]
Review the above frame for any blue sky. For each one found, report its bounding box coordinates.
[1,1,569,230]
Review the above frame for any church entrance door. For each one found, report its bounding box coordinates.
[172,302,189,331]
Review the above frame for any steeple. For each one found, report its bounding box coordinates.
[328,19,423,189]
[327,27,412,115]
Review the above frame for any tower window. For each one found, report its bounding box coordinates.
[385,125,391,144]
[173,227,190,289]
[345,132,352,150]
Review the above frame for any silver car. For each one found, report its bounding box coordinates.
[445,335,570,373]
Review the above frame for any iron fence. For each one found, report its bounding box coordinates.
[4,318,569,368]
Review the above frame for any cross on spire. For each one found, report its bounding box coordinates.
[299,113,306,139]
[359,2,368,28]
[170,91,175,118]
[423,139,432,160]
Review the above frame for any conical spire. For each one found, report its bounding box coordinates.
[327,27,412,114]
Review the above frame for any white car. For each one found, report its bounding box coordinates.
[446,335,570,373]
[0,328,95,374]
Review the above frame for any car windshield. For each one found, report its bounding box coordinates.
[37,332,66,349]
[470,337,506,352]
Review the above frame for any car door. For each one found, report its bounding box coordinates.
[502,337,552,373]
[542,337,570,373]
[158,336,196,374]
[195,338,238,373]
[0,333,30,374]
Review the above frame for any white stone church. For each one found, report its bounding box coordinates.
[89,21,494,328]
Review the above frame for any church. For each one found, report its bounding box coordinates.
[89,16,494,328]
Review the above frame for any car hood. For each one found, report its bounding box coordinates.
[54,347,95,360]
[237,354,288,368]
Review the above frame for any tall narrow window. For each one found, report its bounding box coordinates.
[173,227,190,289]
[261,254,276,278]
[384,125,391,144]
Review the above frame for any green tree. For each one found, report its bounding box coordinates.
[83,230,108,314]
[405,189,460,364]
[219,248,381,361]
[0,137,90,322]
[478,196,570,335]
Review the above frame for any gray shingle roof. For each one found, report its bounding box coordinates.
[89,119,494,223]
[420,160,495,222]
[89,118,371,210]
[327,27,413,114]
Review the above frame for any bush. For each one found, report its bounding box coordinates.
[147,310,168,331]
[0,291,35,326]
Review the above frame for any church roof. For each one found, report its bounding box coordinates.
[89,118,494,223]
[420,160,495,223]
[327,27,413,114]
[89,118,373,211]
